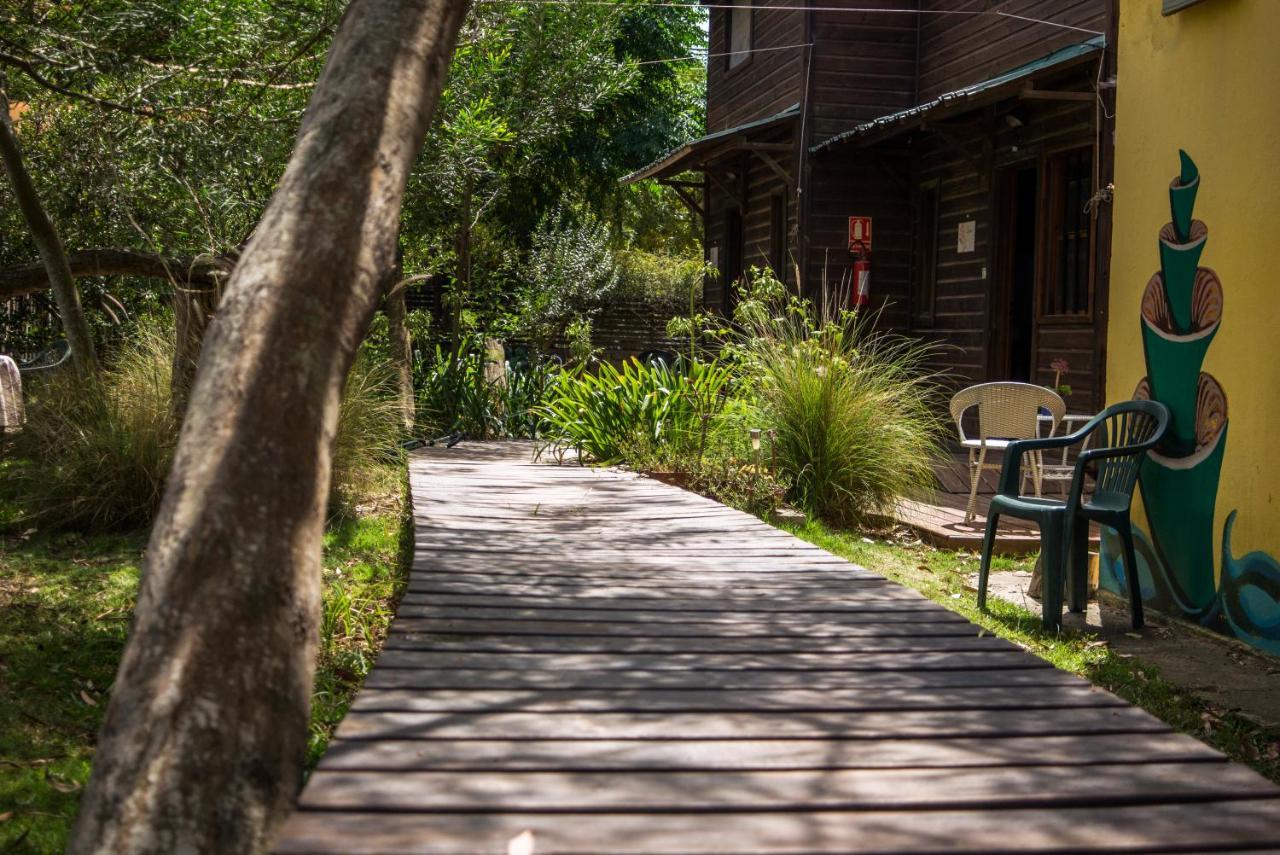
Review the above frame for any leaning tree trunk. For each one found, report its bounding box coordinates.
[67,1,469,852]
[0,86,99,375]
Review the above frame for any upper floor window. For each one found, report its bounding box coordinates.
[726,1,753,70]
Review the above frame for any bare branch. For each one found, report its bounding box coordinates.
[0,248,235,300]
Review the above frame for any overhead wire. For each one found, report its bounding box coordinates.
[471,0,1104,37]
[636,41,813,65]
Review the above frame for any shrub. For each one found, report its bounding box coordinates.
[538,357,732,464]
[736,292,946,526]
[510,207,619,350]
[416,339,558,441]
[417,343,502,439]
[8,325,408,532]
[8,323,178,531]
[614,249,705,306]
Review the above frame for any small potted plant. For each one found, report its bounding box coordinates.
[1050,357,1072,399]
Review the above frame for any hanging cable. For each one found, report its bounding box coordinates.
[637,41,813,65]
[471,0,1105,37]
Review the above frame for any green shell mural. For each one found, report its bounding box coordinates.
[1100,151,1280,655]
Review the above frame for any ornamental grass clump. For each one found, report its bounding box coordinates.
[8,323,178,531]
[7,324,406,532]
[738,294,947,526]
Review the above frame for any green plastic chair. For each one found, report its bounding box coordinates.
[977,400,1171,631]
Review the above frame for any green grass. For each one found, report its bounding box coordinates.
[783,518,1280,784]
[0,477,411,853]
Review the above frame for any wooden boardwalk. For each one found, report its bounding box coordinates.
[275,443,1280,853]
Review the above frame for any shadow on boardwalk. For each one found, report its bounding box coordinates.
[274,442,1280,854]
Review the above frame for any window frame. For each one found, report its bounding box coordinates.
[1037,145,1096,323]
[912,179,941,326]
[725,0,754,72]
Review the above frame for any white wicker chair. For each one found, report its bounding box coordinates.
[0,355,23,435]
[950,382,1066,523]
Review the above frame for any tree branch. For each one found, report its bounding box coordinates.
[0,50,161,119]
[0,248,236,300]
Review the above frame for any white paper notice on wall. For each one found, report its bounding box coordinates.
[957,220,976,254]
[710,246,719,267]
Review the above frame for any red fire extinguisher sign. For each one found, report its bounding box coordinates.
[848,216,873,254]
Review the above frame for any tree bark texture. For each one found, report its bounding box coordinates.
[67,1,469,852]
[0,87,99,374]
[383,247,415,432]
[0,248,235,300]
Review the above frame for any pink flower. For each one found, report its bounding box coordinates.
[1051,358,1070,375]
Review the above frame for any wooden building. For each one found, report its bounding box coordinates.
[625,0,1117,412]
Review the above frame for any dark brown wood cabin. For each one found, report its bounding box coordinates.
[624,0,1117,414]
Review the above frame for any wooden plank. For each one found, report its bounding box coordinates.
[404,580,924,600]
[382,634,1013,655]
[316,732,1227,772]
[334,705,1171,741]
[273,800,1280,854]
[346,684,1122,714]
[394,605,970,624]
[374,649,1055,672]
[398,592,942,611]
[297,763,1275,812]
[360,666,1085,691]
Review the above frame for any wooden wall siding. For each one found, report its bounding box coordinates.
[811,3,919,145]
[916,0,1106,102]
[703,126,800,311]
[897,87,1103,409]
[913,133,992,385]
[804,155,912,329]
[707,2,806,133]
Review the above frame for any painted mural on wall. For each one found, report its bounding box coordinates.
[1100,151,1280,655]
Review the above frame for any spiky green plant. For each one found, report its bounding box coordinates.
[539,358,732,464]
[736,297,947,526]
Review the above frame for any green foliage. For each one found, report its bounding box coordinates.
[416,343,503,439]
[510,207,619,349]
[539,358,731,464]
[6,324,405,532]
[8,323,178,531]
[0,502,409,851]
[330,354,407,514]
[733,274,947,525]
[615,248,706,305]
[416,339,557,440]
[565,318,599,368]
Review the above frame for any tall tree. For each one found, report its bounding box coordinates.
[0,84,98,373]
[67,0,469,850]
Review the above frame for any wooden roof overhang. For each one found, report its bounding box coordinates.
[621,104,800,217]
[811,36,1104,154]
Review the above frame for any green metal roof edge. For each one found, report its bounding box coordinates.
[812,35,1105,153]
[621,103,801,184]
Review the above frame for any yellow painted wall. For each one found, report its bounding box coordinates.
[1109,0,1280,568]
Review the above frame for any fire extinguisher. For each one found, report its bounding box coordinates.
[852,250,871,309]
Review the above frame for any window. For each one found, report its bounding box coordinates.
[1040,148,1094,318]
[726,1,753,70]
[913,182,940,324]
[769,195,786,277]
